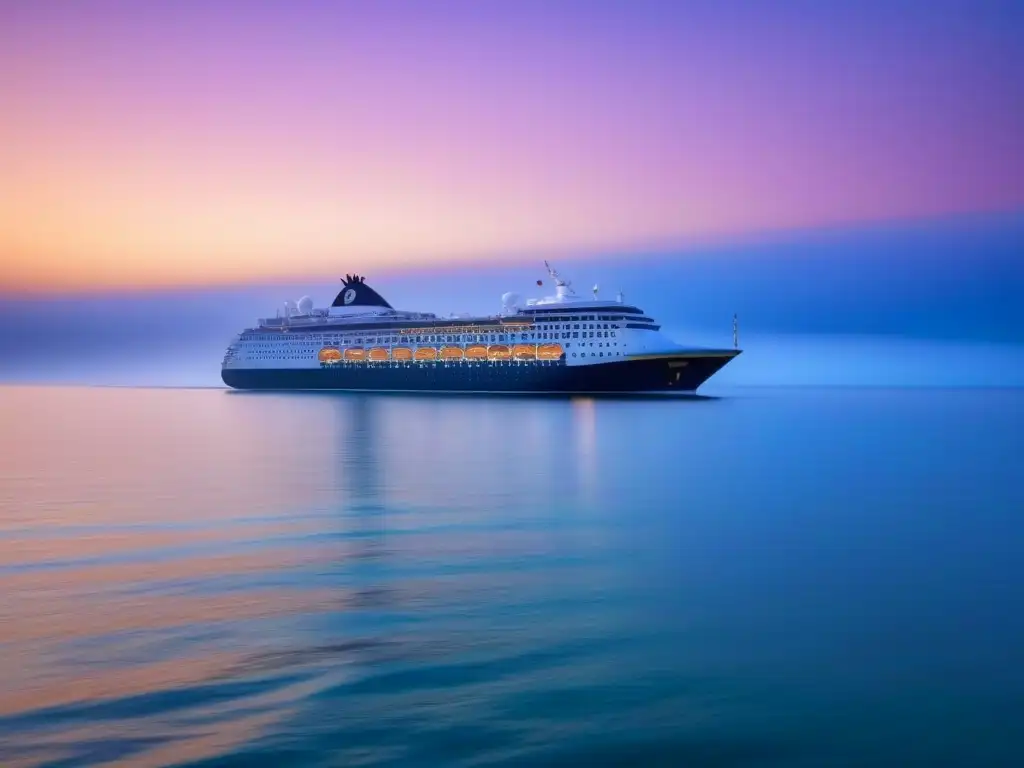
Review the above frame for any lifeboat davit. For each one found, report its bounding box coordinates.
[537,343,564,360]
[441,346,464,360]
[344,347,366,362]
[415,347,438,361]
[368,347,389,362]
[488,344,511,360]
[392,347,413,361]
[318,347,343,363]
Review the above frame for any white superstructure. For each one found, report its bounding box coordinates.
[222,263,689,372]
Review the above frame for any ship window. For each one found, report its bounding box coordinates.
[611,331,616,337]
[572,332,578,338]
[573,324,579,329]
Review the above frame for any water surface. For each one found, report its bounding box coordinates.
[1,386,1022,766]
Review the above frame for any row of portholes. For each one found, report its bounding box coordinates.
[572,352,621,358]
[319,343,564,364]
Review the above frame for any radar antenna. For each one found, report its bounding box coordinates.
[543,260,575,295]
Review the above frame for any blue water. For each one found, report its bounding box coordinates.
[1,385,1022,766]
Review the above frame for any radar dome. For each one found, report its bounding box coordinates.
[283,299,298,316]
[501,292,521,308]
[297,295,314,314]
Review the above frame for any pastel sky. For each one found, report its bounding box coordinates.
[1,0,1021,292]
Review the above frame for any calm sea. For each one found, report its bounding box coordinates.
[1,385,1022,767]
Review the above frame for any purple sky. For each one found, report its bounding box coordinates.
[1,0,1021,291]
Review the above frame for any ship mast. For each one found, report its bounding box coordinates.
[543,260,575,297]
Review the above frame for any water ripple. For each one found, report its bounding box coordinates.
[1,387,1022,766]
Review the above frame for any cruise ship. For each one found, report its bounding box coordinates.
[221,262,741,393]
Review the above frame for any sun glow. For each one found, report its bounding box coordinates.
[1,1,1019,293]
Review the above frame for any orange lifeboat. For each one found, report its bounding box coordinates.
[368,347,389,362]
[344,347,366,362]
[537,343,564,360]
[392,346,413,361]
[318,347,343,363]
[487,344,511,360]
[465,344,488,360]
[415,346,438,361]
[440,346,464,360]
[513,344,537,360]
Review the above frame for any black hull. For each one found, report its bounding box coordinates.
[222,352,739,394]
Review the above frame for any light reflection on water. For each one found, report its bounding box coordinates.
[0,387,627,766]
[1,386,1023,766]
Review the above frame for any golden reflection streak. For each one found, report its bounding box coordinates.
[0,546,339,592]
[0,651,250,718]
[1,587,341,645]
[0,522,329,568]
[571,397,598,503]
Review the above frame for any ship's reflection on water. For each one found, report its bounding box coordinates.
[2,385,1023,766]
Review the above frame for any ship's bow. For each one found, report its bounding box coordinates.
[619,348,740,392]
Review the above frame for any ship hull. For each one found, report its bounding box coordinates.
[222,351,739,394]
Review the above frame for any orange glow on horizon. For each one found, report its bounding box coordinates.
[2,2,1020,294]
